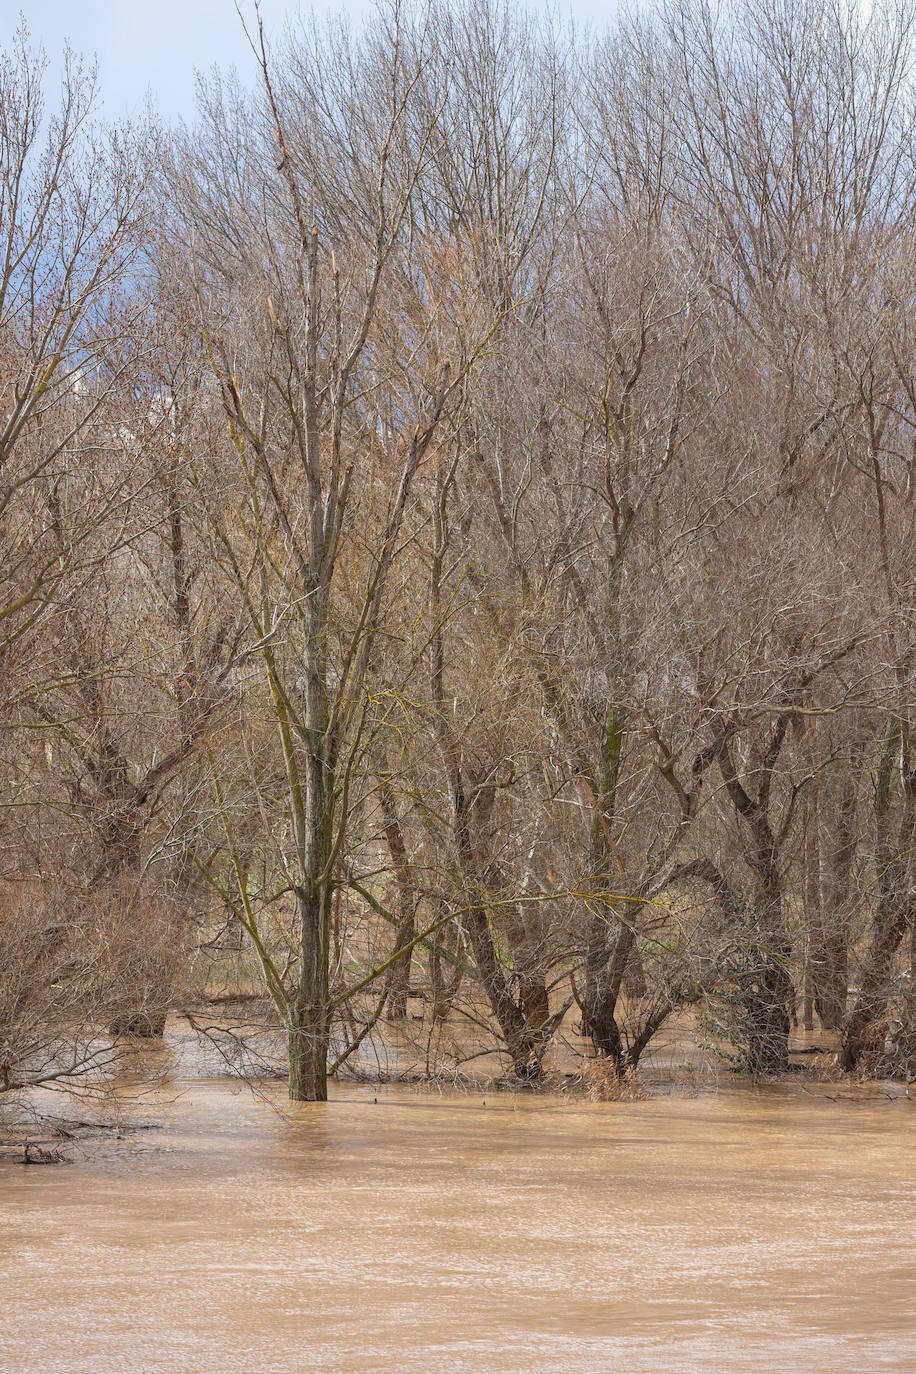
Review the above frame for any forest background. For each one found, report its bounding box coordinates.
[3,0,916,1102]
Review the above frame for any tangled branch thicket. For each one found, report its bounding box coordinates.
[3,0,916,1101]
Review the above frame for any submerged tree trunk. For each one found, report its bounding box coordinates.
[717,731,792,1073]
[287,874,332,1102]
[487,846,550,1043]
[583,918,633,1069]
[582,702,634,1072]
[463,902,542,1079]
[842,761,916,1072]
[286,602,335,1101]
[745,929,793,1075]
[454,781,543,1079]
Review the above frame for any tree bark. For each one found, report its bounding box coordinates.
[717,730,792,1073]
[812,775,856,1031]
[842,769,916,1072]
[378,781,415,1022]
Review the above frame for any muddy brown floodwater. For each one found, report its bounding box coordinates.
[2,1073,915,1372]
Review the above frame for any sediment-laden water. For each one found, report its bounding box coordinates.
[2,1038,915,1373]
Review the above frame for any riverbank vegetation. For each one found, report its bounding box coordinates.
[3,0,916,1102]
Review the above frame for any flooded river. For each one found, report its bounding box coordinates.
[2,1070,915,1371]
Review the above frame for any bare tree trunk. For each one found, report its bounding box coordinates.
[584,916,633,1069]
[718,731,792,1073]
[484,836,550,1041]
[452,781,542,1079]
[287,664,333,1101]
[582,703,637,1071]
[842,754,916,1072]
[802,777,820,1031]
[378,781,415,1022]
[813,775,856,1031]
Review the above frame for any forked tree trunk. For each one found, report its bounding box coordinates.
[463,902,542,1079]
[492,874,550,1038]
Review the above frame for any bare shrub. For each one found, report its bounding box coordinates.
[0,882,117,1093]
[91,877,186,1039]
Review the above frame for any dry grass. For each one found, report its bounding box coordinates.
[579,1057,646,1102]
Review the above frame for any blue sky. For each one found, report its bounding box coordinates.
[7,1,620,124]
